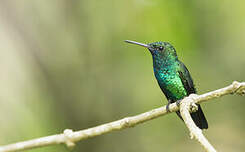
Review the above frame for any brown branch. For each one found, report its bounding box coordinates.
[0,81,244,152]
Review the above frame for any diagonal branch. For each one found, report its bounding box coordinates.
[180,94,217,152]
[0,81,244,152]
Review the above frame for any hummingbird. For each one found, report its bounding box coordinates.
[125,40,208,129]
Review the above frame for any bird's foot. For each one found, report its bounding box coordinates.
[166,102,171,112]
[176,100,181,107]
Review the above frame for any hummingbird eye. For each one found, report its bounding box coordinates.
[159,46,164,51]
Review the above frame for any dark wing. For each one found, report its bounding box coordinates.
[177,61,208,129]
[178,61,196,95]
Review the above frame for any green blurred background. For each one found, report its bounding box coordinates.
[0,0,244,152]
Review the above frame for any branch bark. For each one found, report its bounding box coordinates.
[0,81,244,152]
[180,94,217,152]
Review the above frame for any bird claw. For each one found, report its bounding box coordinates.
[176,100,181,107]
[166,102,171,112]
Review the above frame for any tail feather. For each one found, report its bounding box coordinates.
[176,104,208,129]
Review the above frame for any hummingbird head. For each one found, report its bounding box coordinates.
[125,40,178,61]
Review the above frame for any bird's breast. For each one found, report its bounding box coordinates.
[154,67,187,101]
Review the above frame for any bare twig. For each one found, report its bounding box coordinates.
[178,81,245,152]
[180,94,217,152]
[0,81,244,152]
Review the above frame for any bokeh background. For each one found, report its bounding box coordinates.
[0,0,244,152]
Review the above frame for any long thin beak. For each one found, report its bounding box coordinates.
[124,40,149,48]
